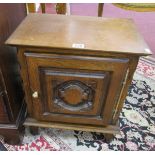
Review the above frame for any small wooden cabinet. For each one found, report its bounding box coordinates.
[6,14,151,140]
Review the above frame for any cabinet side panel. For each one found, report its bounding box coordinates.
[17,49,33,116]
[112,57,139,124]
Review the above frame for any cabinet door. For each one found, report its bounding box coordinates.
[25,52,129,126]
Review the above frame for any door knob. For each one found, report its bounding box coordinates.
[32,91,38,98]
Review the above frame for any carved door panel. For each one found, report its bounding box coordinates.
[25,52,129,126]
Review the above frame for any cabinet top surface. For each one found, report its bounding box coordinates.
[6,13,151,55]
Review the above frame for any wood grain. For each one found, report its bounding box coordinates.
[24,117,120,134]
[98,3,104,17]
[6,14,151,135]
[6,14,151,55]
[25,52,129,125]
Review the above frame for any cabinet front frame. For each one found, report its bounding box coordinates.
[17,47,139,126]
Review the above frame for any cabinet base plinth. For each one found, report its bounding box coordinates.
[24,117,120,134]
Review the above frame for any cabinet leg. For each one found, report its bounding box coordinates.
[4,134,21,145]
[29,126,39,135]
[0,126,24,145]
[104,133,114,143]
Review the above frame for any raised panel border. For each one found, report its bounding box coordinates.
[39,67,110,119]
[25,52,129,125]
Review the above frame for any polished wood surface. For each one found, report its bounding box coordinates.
[6,14,151,138]
[26,3,36,13]
[40,3,46,13]
[56,3,66,14]
[112,57,139,124]
[0,4,26,144]
[25,52,129,126]
[24,117,120,134]
[6,13,151,55]
[98,3,104,17]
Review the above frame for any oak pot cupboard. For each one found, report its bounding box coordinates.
[6,13,151,141]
